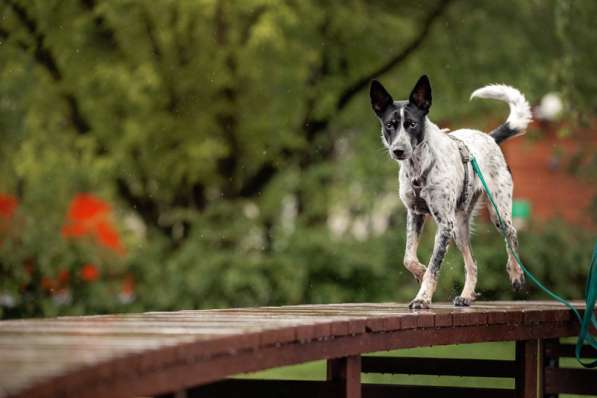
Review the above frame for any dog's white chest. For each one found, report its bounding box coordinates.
[399,167,431,214]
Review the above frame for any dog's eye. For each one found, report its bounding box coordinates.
[405,120,417,129]
[385,121,394,129]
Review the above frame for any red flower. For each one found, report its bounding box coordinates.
[41,269,71,292]
[57,269,70,285]
[24,259,35,275]
[80,263,100,282]
[41,276,56,291]
[61,222,87,238]
[95,220,125,254]
[62,193,109,238]
[62,193,126,255]
[118,273,135,303]
[0,194,18,239]
[122,273,135,295]
[68,193,110,222]
[0,194,17,219]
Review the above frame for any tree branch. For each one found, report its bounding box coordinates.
[238,162,277,198]
[336,0,455,111]
[7,0,61,80]
[240,5,267,45]
[0,26,8,41]
[79,0,121,52]
[7,0,91,135]
[0,25,28,51]
[237,0,456,200]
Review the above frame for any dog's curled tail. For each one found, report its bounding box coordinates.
[470,84,532,144]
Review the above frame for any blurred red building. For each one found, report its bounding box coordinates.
[500,120,596,230]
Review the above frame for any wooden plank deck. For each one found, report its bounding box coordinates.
[0,301,591,398]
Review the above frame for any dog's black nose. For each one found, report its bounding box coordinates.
[393,149,405,158]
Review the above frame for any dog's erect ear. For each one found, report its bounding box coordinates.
[409,75,432,113]
[370,80,393,117]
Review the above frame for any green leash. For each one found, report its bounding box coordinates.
[470,156,597,368]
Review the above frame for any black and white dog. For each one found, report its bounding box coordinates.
[370,75,532,309]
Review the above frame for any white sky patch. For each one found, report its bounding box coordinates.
[280,195,297,233]
[328,205,351,238]
[351,217,369,241]
[243,202,260,219]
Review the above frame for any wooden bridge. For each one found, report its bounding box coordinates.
[1,301,595,398]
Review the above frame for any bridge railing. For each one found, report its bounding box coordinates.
[0,301,595,398]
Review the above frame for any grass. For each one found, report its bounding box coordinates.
[240,341,595,397]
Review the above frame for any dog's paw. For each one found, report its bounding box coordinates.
[453,296,473,307]
[409,299,430,310]
[511,275,526,292]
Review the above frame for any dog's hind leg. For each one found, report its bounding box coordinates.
[453,212,478,306]
[404,210,427,283]
[486,191,525,291]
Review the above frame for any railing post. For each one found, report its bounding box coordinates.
[327,356,361,398]
[541,339,560,398]
[155,391,187,398]
[516,339,539,398]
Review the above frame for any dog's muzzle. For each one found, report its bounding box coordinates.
[392,148,405,158]
[390,147,410,160]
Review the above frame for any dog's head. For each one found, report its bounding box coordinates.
[369,75,432,161]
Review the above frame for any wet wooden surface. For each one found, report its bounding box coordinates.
[0,301,589,398]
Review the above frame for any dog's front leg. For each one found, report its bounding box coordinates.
[404,210,426,283]
[409,220,453,309]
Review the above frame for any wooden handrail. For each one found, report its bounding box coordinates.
[0,301,592,398]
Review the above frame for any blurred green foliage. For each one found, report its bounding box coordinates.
[0,0,595,318]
